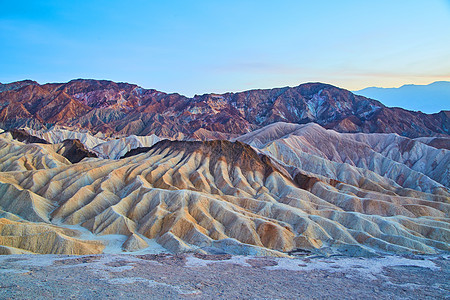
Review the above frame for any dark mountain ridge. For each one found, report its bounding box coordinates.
[0,79,448,138]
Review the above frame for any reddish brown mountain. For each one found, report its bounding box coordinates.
[0,79,448,138]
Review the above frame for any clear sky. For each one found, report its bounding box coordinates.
[1,0,450,97]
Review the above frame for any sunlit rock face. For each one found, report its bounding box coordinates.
[0,79,448,139]
[236,122,449,192]
[0,125,448,256]
[0,127,161,160]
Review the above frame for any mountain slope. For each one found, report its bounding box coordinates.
[0,132,448,256]
[0,79,448,138]
[236,122,450,192]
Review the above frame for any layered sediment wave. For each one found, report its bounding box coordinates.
[0,125,448,256]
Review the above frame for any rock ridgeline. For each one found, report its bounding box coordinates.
[0,79,448,139]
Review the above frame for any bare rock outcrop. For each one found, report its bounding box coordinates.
[1,79,448,139]
[0,218,104,254]
[0,132,448,256]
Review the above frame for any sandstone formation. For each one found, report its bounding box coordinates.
[23,126,108,149]
[0,129,448,256]
[0,133,97,166]
[92,134,161,159]
[414,136,450,150]
[52,139,98,163]
[0,218,104,255]
[0,137,71,172]
[7,129,49,144]
[18,127,161,159]
[236,122,449,192]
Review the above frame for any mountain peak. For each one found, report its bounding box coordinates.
[0,80,39,93]
[0,79,448,138]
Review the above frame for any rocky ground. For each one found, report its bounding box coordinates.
[0,253,448,299]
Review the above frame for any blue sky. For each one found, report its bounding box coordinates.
[1,0,450,99]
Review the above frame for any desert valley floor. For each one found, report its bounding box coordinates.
[0,253,449,299]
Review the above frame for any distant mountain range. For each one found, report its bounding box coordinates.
[0,79,448,138]
[354,81,450,114]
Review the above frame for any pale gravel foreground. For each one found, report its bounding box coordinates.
[0,253,448,299]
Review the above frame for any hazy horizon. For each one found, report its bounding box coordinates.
[1,77,448,95]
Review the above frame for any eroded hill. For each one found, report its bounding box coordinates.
[0,124,448,256]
